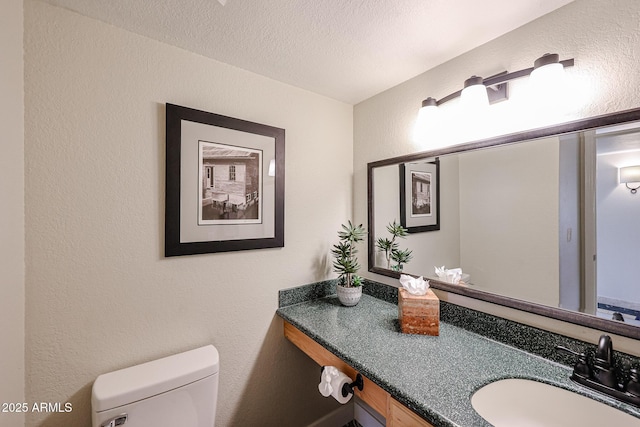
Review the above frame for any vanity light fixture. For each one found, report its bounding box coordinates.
[530,53,566,87]
[416,53,574,118]
[460,76,490,108]
[619,165,640,194]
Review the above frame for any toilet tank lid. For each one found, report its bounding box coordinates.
[92,345,219,412]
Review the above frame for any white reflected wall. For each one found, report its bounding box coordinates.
[596,130,640,317]
[458,137,560,306]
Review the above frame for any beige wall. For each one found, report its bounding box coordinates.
[0,1,25,426]
[458,137,560,307]
[16,1,640,426]
[24,1,352,426]
[355,0,640,354]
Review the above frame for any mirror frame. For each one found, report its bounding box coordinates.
[367,107,640,340]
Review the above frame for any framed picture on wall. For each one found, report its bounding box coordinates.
[399,158,439,233]
[165,103,285,256]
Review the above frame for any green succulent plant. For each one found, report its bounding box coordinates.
[375,220,412,272]
[390,248,413,272]
[331,221,366,287]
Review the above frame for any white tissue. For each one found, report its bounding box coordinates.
[399,274,430,296]
[435,266,463,284]
[318,366,353,404]
[318,366,338,397]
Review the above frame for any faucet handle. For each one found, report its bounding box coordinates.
[627,368,640,397]
[555,346,591,379]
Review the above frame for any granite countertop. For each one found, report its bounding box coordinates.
[277,292,640,427]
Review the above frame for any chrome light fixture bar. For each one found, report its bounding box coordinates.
[419,53,575,110]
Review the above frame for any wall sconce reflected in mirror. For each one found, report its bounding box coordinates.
[268,159,276,177]
[619,165,640,194]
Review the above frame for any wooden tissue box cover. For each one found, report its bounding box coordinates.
[398,288,440,336]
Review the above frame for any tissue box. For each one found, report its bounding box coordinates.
[398,288,440,336]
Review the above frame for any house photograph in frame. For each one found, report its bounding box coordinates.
[165,103,284,256]
[400,159,440,233]
[198,141,262,225]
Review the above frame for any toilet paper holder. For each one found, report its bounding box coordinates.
[321,366,364,397]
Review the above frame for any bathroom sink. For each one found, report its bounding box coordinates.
[471,378,640,427]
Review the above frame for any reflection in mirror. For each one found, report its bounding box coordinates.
[368,109,640,339]
[399,160,440,233]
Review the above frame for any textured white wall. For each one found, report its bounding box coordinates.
[355,0,640,352]
[24,1,352,426]
[0,1,25,426]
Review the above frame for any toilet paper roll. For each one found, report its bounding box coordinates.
[329,372,353,404]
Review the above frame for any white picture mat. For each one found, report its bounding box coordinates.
[403,161,438,228]
[180,119,276,243]
[410,171,433,218]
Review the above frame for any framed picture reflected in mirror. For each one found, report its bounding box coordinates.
[400,158,439,233]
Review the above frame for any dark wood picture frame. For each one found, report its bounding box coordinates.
[399,158,440,233]
[165,103,285,257]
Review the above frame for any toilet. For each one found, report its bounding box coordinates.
[91,345,219,427]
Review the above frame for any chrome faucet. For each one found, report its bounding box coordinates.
[556,334,640,408]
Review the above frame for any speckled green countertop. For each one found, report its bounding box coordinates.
[277,292,640,427]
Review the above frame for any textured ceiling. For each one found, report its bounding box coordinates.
[40,0,574,104]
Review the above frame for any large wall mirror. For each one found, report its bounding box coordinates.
[368,108,640,339]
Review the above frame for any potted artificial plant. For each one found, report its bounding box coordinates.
[375,220,413,272]
[331,221,366,306]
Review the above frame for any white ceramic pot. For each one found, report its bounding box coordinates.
[336,284,362,306]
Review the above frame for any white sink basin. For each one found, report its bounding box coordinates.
[471,378,640,427]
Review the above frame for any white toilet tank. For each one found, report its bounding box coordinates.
[91,345,219,427]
